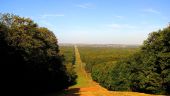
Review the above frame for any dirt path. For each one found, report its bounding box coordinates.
[64,46,164,96]
[65,45,113,96]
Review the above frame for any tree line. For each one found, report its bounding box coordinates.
[0,13,76,96]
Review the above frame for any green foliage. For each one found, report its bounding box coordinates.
[65,63,77,85]
[110,26,170,95]
[92,62,116,90]
[79,47,137,72]
[60,46,77,86]
[0,13,75,95]
[78,47,137,90]
[60,46,75,64]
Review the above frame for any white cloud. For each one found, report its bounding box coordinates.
[40,14,64,18]
[143,8,160,14]
[114,15,125,19]
[108,24,137,30]
[76,3,94,9]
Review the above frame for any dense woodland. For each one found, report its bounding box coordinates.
[60,46,75,64]
[79,26,170,95]
[79,47,138,73]
[0,13,76,96]
[110,26,170,94]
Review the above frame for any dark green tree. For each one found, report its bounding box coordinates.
[0,13,75,96]
[110,25,170,94]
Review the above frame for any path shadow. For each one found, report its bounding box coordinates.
[64,88,80,96]
[41,88,81,96]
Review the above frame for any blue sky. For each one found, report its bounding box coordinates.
[1,0,170,44]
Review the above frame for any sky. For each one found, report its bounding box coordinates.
[1,0,170,44]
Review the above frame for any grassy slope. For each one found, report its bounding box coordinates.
[70,45,94,88]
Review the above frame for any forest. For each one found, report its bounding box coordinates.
[78,47,138,73]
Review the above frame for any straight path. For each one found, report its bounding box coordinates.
[65,45,113,96]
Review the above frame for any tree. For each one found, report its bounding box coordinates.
[139,25,170,94]
[110,25,170,94]
[0,13,75,96]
